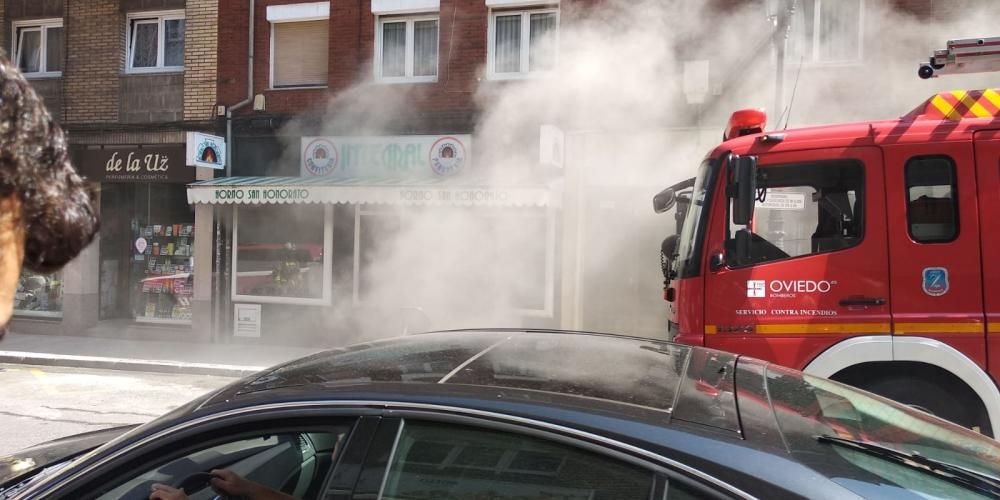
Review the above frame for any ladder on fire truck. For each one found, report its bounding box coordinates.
[919,36,1000,79]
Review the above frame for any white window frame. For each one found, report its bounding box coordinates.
[352,205,555,317]
[375,14,440,83]
[486,7,559,80]
[12,19,63,78]
[796,0,864,65]
[231,205,334,306]
[125,10,186,74]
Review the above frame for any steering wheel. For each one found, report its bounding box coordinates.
[172,472,247,500]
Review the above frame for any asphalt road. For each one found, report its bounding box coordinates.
[0,364,235,457]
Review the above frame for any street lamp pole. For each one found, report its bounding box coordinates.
[769,0,796,118]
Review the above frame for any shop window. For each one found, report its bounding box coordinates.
[126,11,185,72]
[727,161,864,268]
[12,19,63,76]
[906,156,958,243]
[98,184,195,324]
[134,221,195,323]
[788,0,863,63]
[269,7,329,89]
[14,270,62,317]
[488,7,558,79]
[354,206,553,316]
[376,15,439,82]
[234,205,332,305]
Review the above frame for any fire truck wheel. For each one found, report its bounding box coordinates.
[861,376,992,437]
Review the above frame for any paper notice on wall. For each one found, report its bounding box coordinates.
[757,192,806,210]
[234,303,262,338]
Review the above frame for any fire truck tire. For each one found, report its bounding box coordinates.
[860,375,992,437]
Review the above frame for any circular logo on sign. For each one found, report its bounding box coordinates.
[429,137,466,176]
[135,237,148,254]
[303,139,339,176]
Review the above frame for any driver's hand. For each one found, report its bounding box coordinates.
[150,483,189,500]
[209,469,259,497]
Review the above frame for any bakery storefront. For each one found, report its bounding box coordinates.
[79,146,198,327]
[189,135,561,344]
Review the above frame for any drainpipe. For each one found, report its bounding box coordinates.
[215,0,255,341]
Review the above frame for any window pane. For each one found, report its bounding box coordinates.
[236,205,325,299]
[413,20,438,77]
[15,270,62,314]
[381,21,406,78]
[164,19,185,67]
[381,422,653,499]
[727,161,865,267]
[93,429,350,500]
[131,21,159,68]
[45,26,64,72]
[906,157,958,242]
[818,0,860,61]
[788,0,816,61]
[528,12,557,71]
[17,29,41,73]
[494,14,521,73]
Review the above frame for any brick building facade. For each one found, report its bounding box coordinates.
[2,0,220,340]
[0,0,991,344]
[203,0,994,345]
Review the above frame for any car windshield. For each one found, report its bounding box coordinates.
[675,159,715,278]
[764,364,1000,481]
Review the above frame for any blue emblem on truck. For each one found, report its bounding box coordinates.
[922,267,949,296]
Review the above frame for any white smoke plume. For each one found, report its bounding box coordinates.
[269,0,996,344]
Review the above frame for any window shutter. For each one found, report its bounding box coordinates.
[273,20,329,87]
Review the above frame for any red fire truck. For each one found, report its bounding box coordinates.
[655,39,1000,436]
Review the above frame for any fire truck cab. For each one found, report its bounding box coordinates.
[656,89,1000,437]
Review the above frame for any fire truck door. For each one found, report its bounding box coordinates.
[974,131,1000,378]
[884,140,986,368]
[703,147,890,369]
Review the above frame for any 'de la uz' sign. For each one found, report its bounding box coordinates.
[74,146,193,183]
[300,135,472,178]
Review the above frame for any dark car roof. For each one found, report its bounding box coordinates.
[18,330,1000,500]
[203,329,741,433]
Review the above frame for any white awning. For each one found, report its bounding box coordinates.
[371,0,440,15]
[485,0,559,7]
[187,176,559,208]
[267,2,330,22]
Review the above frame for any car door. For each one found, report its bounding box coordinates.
[351,417,731,500]
[29,413,377,500]
[702,147,891,369]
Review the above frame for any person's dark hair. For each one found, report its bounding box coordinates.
[0,57,99,272]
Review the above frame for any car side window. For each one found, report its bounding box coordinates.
[91,429,347,500]
[727,160,865,267]
[379,421,654,499]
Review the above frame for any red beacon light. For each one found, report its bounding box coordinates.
[724,108,767,141]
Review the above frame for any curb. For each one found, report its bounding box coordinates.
[0,351,265,378]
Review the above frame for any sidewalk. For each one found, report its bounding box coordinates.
[0,331,322,378]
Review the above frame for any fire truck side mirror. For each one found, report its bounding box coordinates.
[653,187,676,214]
[731,155,757,226]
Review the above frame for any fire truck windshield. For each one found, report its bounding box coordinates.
[675,159,716,278]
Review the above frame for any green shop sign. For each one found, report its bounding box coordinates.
[301,135,472,178]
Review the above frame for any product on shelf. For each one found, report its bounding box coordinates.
[132,220,195,322]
